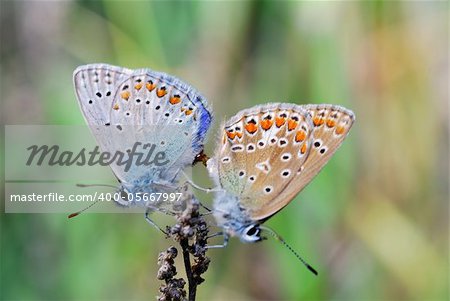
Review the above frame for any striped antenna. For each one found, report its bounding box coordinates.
[68,183,116,218]
[260,225,318,276]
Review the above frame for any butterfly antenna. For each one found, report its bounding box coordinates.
[68,199,100,219]
[76,183,117,189]
[68,183,116,218]
[260,225,318,276]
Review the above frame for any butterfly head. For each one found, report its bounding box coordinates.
[213,191,263,243]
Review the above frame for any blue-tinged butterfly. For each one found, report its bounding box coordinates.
[71,64,212,224]
[206,103,355,274]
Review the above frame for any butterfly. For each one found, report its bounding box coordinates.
[72,64,212,217]
[205,103,355,273]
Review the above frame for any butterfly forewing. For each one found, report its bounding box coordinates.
[250,104,355,221]
[74,64,132,125]
[295,104,355,190]
[216,103,314,216]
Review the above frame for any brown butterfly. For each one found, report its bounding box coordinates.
[206,103,355,274]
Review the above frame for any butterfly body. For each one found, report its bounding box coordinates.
[73,64,212,208]
[208,103,355,242]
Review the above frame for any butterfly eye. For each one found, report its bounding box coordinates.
[240,225,261,243]
[246,226,257,236]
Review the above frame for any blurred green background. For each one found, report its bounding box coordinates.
[1,1,448,300]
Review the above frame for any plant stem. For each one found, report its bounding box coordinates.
[180,238,196,301]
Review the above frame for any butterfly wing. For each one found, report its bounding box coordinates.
[74,64,212,188]
[211,103,314,216]
[211,103,354,222]
[74,64,132,125]
[250,104,355,220]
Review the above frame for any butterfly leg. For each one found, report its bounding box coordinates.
[151,180,179,191]
[205,233,229,249]
[144,209,168,235]
[200,211,214,217]
[199,202,212,212]
[180,171,223,193]
[206,231,223,239]
[153,207,177,216]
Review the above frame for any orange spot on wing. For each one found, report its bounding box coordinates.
[300,143,307,154]
[185,110,193,115]
[146,82,156,91]
[113,104,119,110]
[261,119,273,131]
[313,116,324,126]
[134,83,143,91]
[226,131,236,139]
[236,132,243,139]
[156,88,167,98]
[335,126,345,135]
[120,91,130,100]
[295,130,306,142]
[326,119,336,128]
[245,123,257,134]
[169,95,181,105]
[287,119,298,131]
[275,117,286,127]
